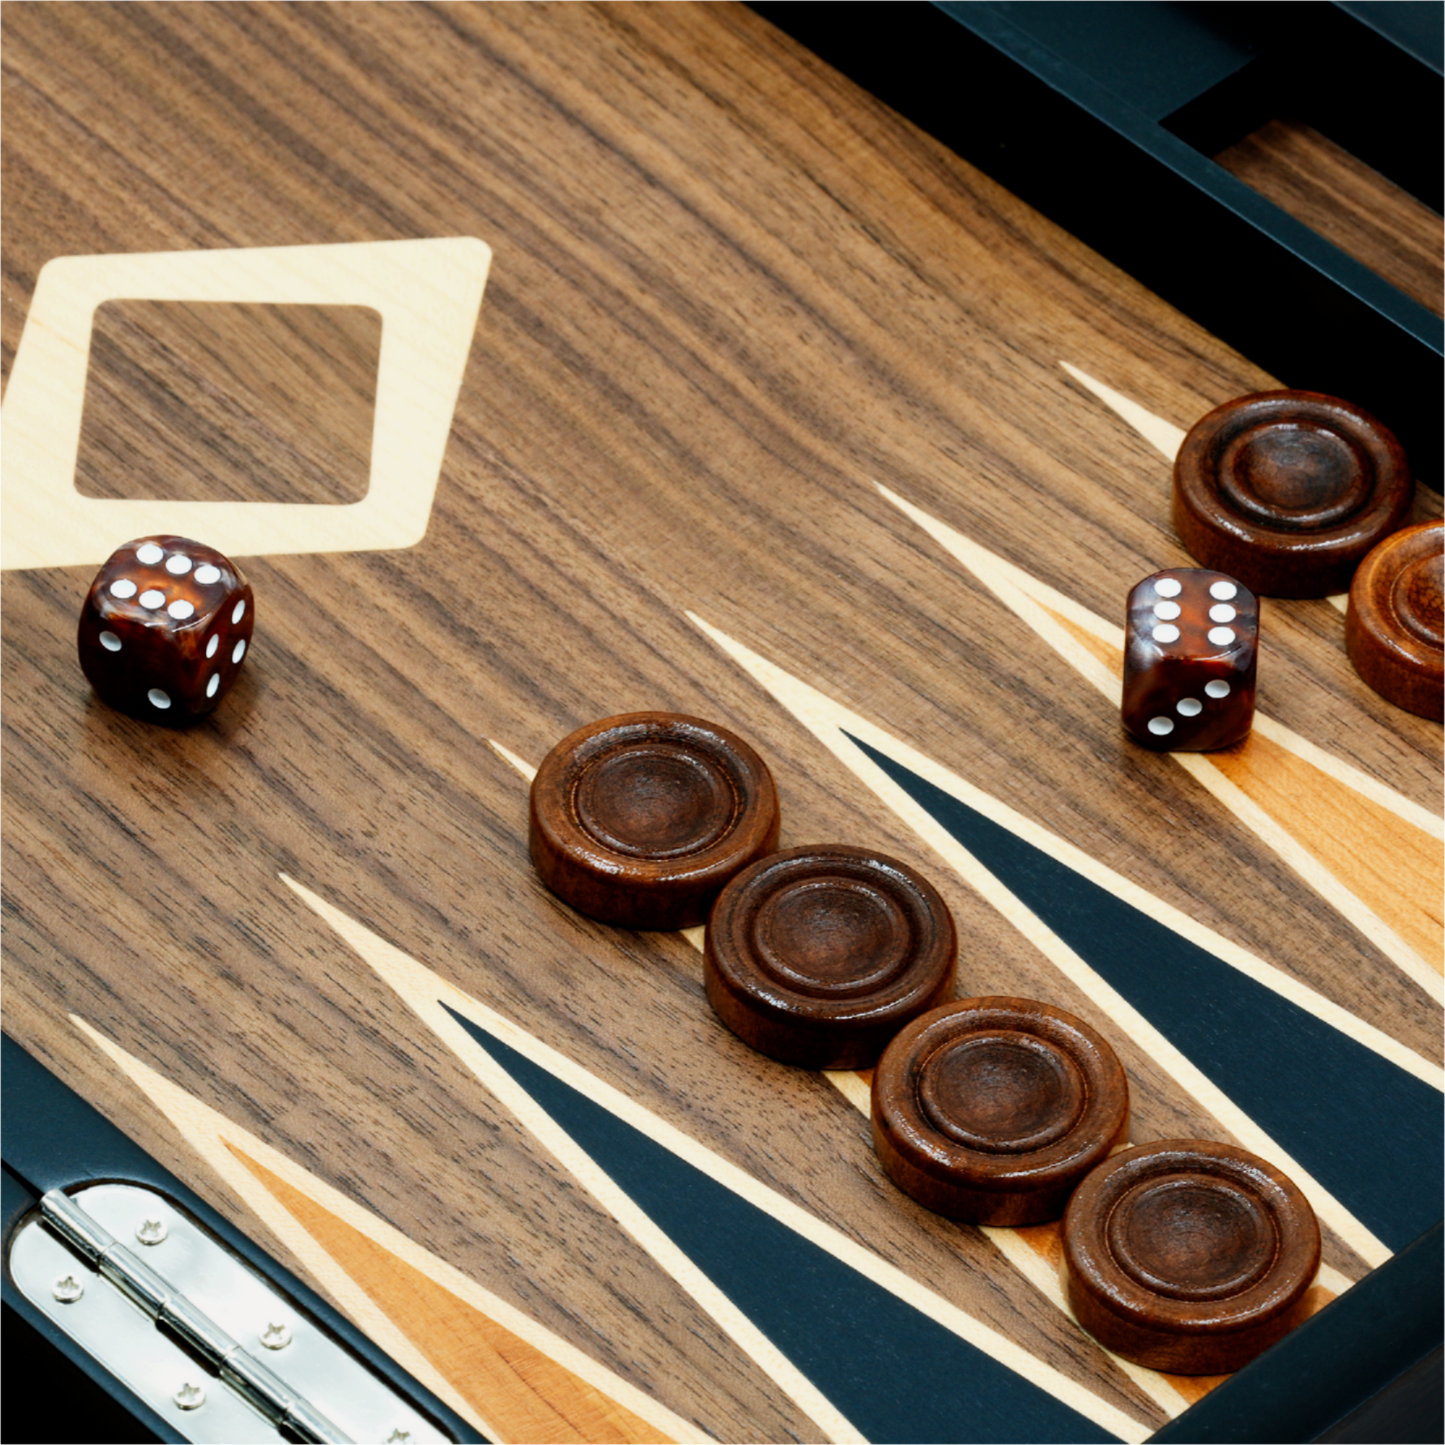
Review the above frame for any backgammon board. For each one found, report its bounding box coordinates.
[3,4,1441,1442]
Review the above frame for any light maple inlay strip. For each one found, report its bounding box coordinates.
[69,1015,701,1445]
[227,1143,674,1445]
[689,612,1400,1268]
[878,484,1442,1000]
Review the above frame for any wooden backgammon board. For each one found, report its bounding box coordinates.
[3,4,1441,1442]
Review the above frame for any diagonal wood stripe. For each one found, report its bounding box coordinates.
[1043,609,1444,972]
[1045,610,1127,676]
[877,483,1442,1000]
[68,1015,701,1445]
[226,1143,673,1445]
[1209,735,1443,970]
[1056,362,1351,614]
[1058,361,1188,462]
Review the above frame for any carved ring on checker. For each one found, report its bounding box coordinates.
[704,846,957,1070]
[1345,520,1444,721]
[871,998,1129,1225]
[1173,390,1412,597]
[1062,1139,1321,1375]
[529,712,779,931]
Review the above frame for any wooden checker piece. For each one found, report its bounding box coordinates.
[529,712,780,930]
[704,845,956,1069]
[4,6,1442,1441]
[1173,390,1413,597]
[1062,1139,1321,1375]
[1346,520,1444,721]
[871,998,1129,1226]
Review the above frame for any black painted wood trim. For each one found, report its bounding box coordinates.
[749,1,1444,487]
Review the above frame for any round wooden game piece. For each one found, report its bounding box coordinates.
[1062,1139,1321,1375]
[1345,521,1444,721]
[704,845,955,1069]
[871,998,1128,1225]
[1173,391,1412,597]
[529,712,780,930]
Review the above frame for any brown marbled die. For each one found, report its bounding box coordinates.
[78,535,254,725]
[1122,568,1258,751]
[871,997,1129,1225]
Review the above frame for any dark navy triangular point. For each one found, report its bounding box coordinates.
[846,732,1442,1252]
[442,1003,1119,1444]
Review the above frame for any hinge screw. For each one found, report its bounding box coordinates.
[386,1432,413,1443]
[174,1382,205,1410]
[259,1320,292,1349]
[136,1216,168,1245]
[52,1273,84,1303]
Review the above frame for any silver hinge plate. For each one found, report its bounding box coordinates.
[9,1182,448,1444]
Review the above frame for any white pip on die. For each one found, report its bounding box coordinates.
[78,535,254,725]
[1122,569,1257,751]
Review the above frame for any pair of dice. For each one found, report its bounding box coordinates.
[1122,567,1257,751]
[78,536,254,725]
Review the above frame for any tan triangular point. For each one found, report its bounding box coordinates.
[1036,603,1442,971]
[224,1140,674,1445]
[1039,605,1123,675]
[1209,736,1443,970]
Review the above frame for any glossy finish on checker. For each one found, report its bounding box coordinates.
[1346,521,1444,721]
[1062,1139,1321,1375]
[871,998,1129,1225]
[704,845,956,1069]
[1174,391,1413,597]
[529,712,779,930]
[1122,569,1258,751]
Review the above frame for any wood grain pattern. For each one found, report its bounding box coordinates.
[78,301,381,505]
[1215,119,1444,319]
[228,1146,676,1445]
[3,3,1440,1440]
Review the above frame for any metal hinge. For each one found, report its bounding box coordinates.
[8,1183,450,1444]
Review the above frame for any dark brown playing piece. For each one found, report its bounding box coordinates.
[1174,390,1413,597]
[529,712,779,930]
[704,845,955,1069]
[77,535,255,725]
[1122,568,1258,751]
[1346,521,1444,721]
[871,998,1128,1225]
[1062,1139,1321,1375]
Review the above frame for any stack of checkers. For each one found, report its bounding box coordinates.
[527,711,1323,1376]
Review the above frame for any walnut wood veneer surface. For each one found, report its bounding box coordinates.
[1215,118,1444,319]
[3,4,1441,1441]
